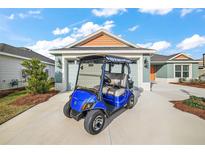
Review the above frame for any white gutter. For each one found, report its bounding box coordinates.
[50,49,156,55]
[151,60,201,63]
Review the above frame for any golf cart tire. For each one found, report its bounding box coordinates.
[63,102,72,118]
[126,95,136,109]
[84,110,105,135]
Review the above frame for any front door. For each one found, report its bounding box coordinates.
[150,65,155,81]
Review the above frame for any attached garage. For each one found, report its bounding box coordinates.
[51,29,155,91]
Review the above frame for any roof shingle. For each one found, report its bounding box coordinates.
[0,43,54,64]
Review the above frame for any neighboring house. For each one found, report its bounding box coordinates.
[150,53,199,82]
[198,54,205,80]
[0,43,55,90]
[50,29,155,91]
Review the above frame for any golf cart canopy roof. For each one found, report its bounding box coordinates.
[78,54,133,64]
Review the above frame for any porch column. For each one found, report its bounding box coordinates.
[62,57,68,91]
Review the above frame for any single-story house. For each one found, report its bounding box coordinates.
[50,29,155,91]
[198,54,205,79]
[150,53,200,82]
[0,43,55,90]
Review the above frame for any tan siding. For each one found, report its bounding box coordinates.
[78,34,128,47]
[175,54,189,60]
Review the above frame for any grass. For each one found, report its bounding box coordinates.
[0,90,31,125]
[0,89,58,125]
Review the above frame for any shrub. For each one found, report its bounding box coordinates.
[21,58,52,94]
[183,95,205,110]
[10,79,18,87]
[179,78,186,83]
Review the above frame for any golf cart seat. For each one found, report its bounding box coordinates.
[103,73,127,97]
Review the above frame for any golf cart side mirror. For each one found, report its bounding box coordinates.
[128,79,134,89]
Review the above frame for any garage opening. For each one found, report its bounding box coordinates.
[67,58,139,90]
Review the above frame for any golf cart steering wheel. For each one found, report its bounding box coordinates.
[104,75,111,85]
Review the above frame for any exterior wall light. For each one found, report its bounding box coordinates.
[144,58,149,68]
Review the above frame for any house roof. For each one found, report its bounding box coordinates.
[0,43,54,64]
[151,53,196,62]
[51,29,155,54]
[65,29,140,48]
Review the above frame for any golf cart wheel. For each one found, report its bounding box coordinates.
[126,95,136,109]
[84,110,105,135]
[63,102,72,118]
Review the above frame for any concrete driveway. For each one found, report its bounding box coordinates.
[0,83,205,144]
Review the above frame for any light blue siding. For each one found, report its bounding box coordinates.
[68,62,79,90]
[55,56,62,83]
[143,55,150,82]
[154,63,199,79]
[129,60,138,86]
[155,63,174,78]
[155,64,167,78]
[192,63,199,79]
[167,63,174,78]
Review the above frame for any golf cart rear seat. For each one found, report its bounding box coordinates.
[103,73,127,97]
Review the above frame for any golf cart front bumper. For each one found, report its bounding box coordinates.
[70,109,84,121]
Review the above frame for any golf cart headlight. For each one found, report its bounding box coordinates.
[82,102,94,110]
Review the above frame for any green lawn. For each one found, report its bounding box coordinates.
[0,90,32,124]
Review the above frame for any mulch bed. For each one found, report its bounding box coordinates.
[11,90,59,106]
[170,82,205,89]
[0,87,25,98]
[170,100,205,120]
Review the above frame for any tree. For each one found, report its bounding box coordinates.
[22,58,52,94]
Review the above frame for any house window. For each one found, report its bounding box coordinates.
[175,65,189,78]
[175,65,181,77]
[183,65,189,78]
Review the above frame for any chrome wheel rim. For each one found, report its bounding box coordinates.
[93,115,104,131]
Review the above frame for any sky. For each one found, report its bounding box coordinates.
[0,8,205,59]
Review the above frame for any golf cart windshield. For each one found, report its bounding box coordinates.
[76,60,103,92]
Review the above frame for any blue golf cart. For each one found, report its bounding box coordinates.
[63,55,139,135]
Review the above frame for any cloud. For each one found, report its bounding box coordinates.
[151,41,171,50]
[71,20,115,39]
[180,9,203,17]
[28,10,41,15]
[28,36,76,59]
[128,25,139,32]
[138,8,173,15]
[92,8,126,17]
[18,10,42,19]
[180,9,195,17]
[52,27,70,35]
[177,34,205,50]
[7,14,14,20]
[138,41,171,51]
[28,20,115,59]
